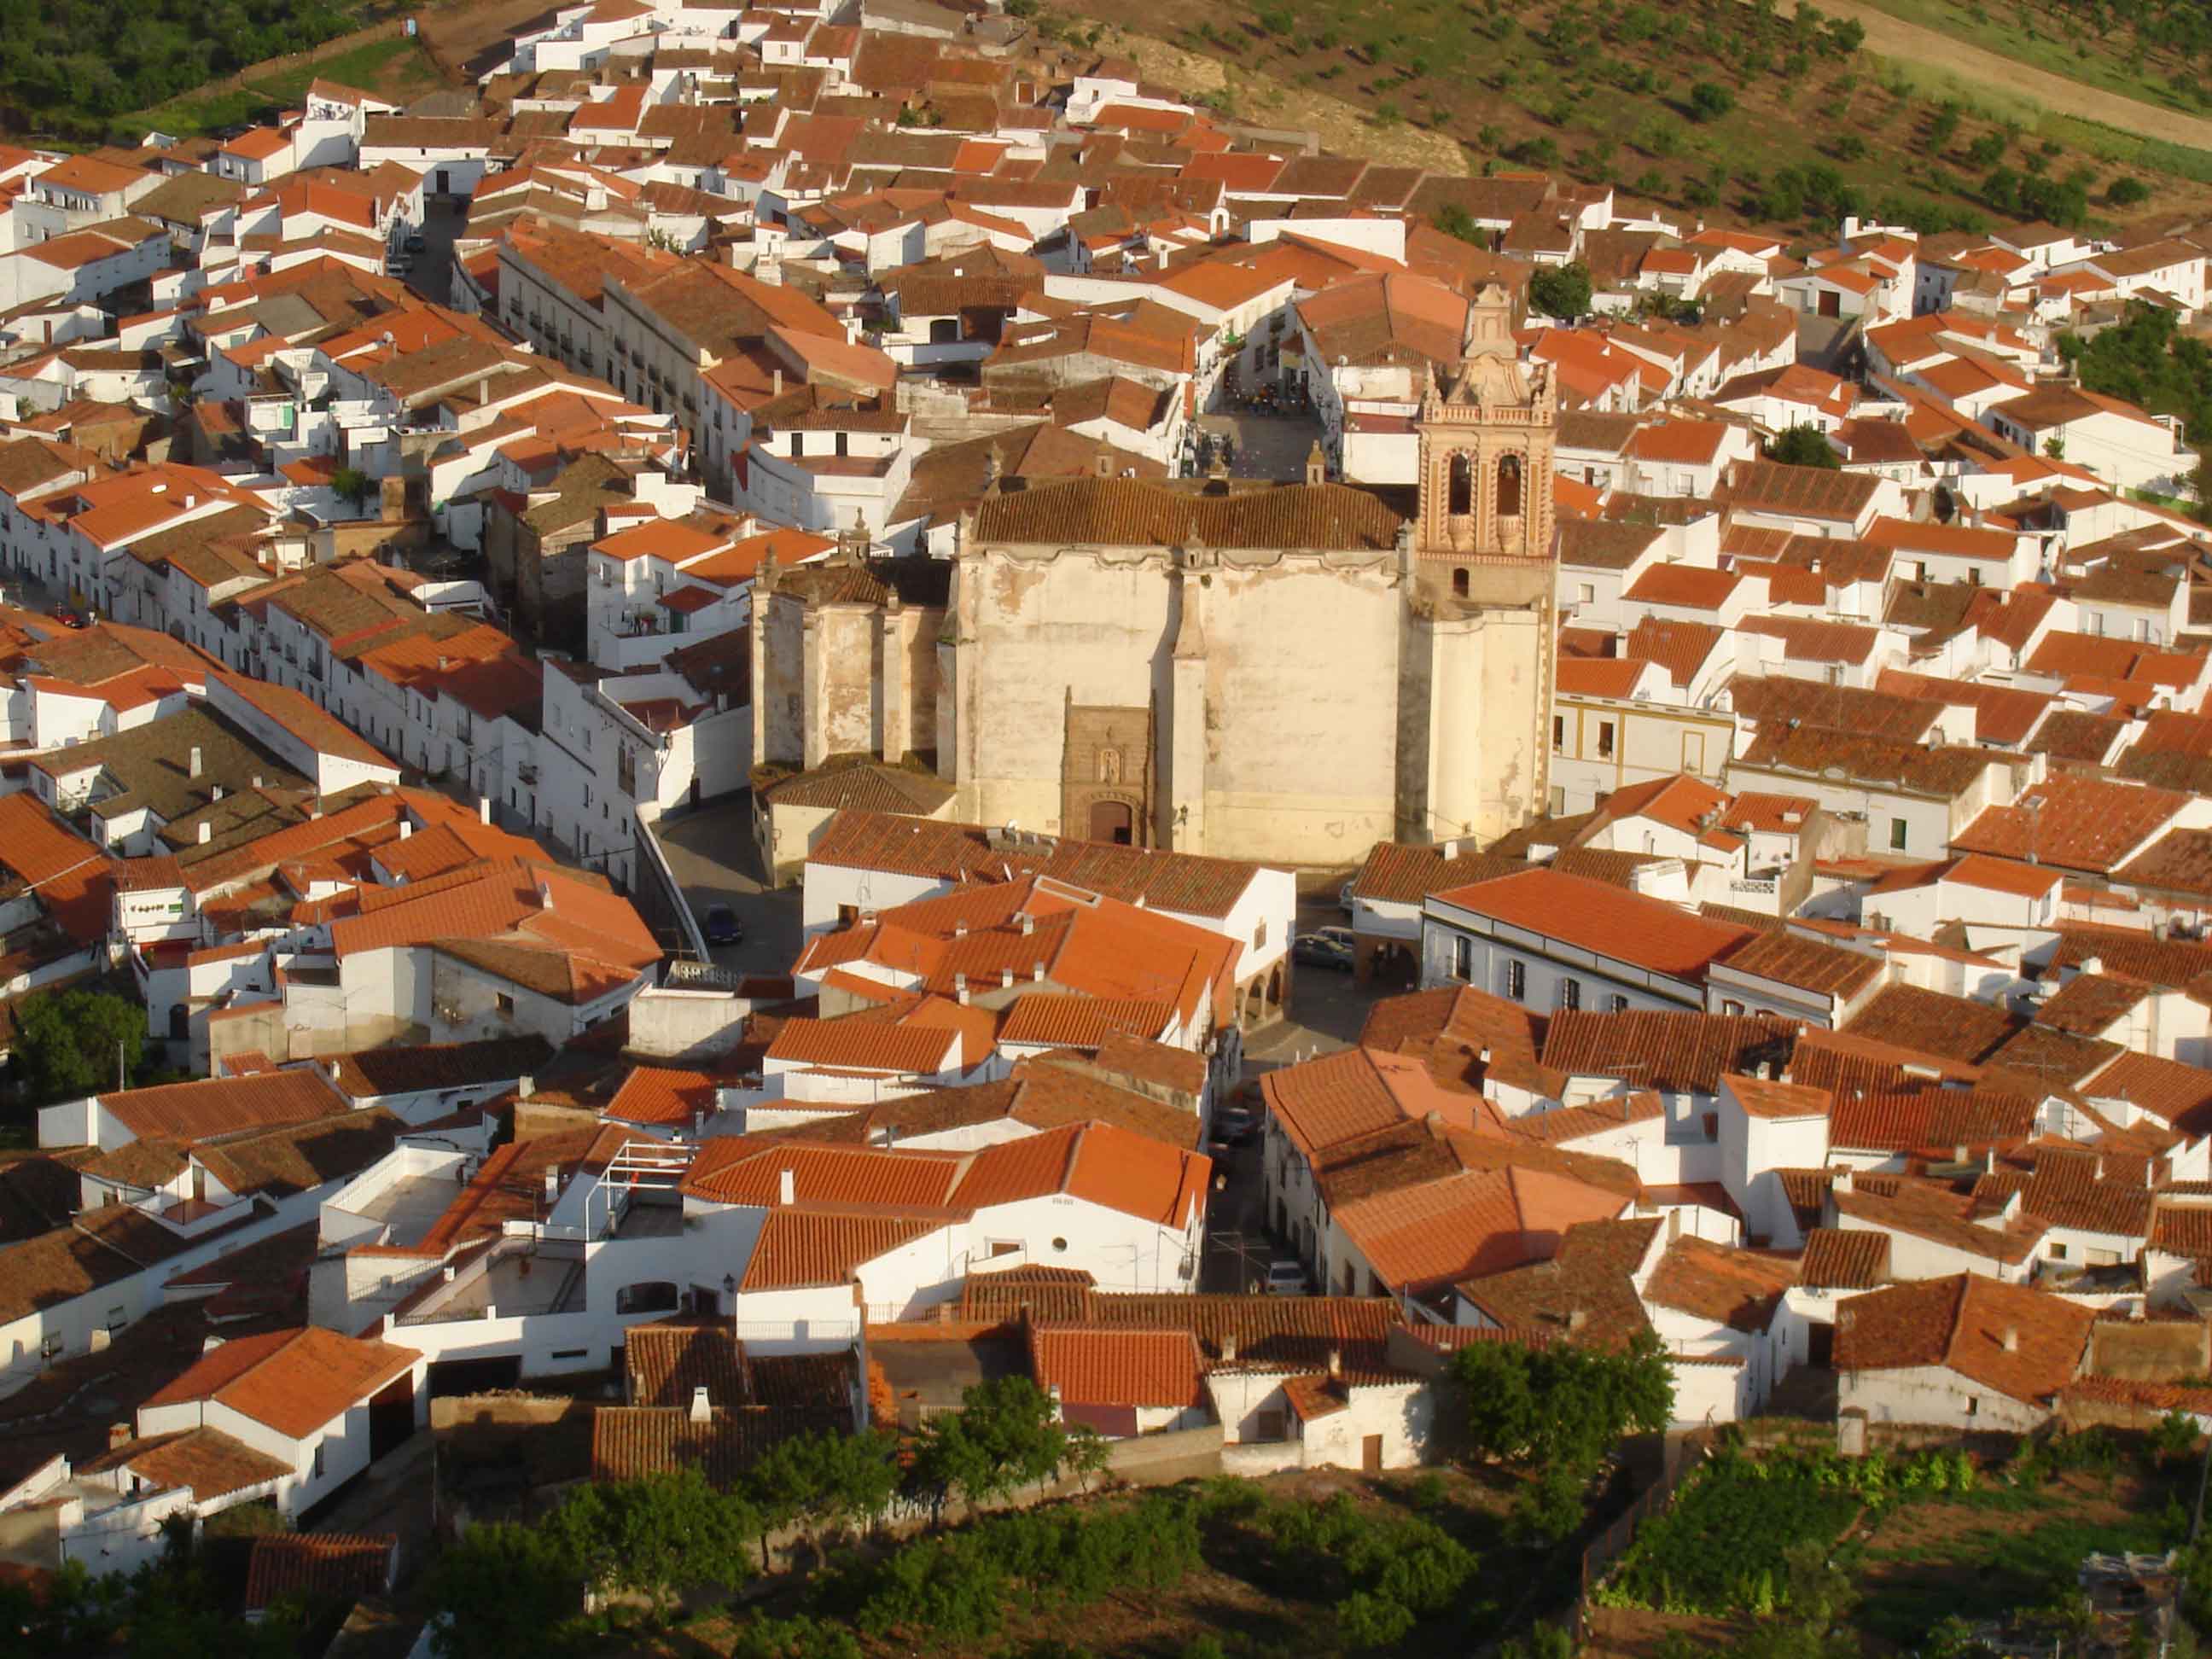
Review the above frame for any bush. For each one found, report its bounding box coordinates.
[1689,80,1734,120]
[2106,174,2151,206]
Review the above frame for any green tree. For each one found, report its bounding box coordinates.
[541,1470,756,1614]
[428,1522,588,1659]
[1448,1329,1674,1471]
[14,988,147,1104]
[1688,79,1735,120]
[329,465,375,510]
[746,1427,899,1550]
[905,1376,1107,1520]
[1767,424,1842,468]
[1528,261,1594,320]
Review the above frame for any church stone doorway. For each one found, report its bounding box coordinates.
[1089,799,1134,844]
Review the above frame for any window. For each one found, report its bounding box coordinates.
[2047,1242,2068,1260]
[1964,1397,1979,1418]
[1598,720,1615,760]
[1681,732,1706,772]
[1496,453,1522,516]
[1609,993,1629,1013]
[1452,934,1472,981]
[1722,998,1745,1016]
[1552,714,1565,753]
[1452,568,1469,598]
[1577,582,1595,604]
[1447,453,1472,515]
[1253,921,1267,950]
[1559,978,1581,1011]
[495,992,515,1016]
[614,1281,680,1315]
[1889,818,1908,852]
[1505,958,1527,1002]
[311,1441,326,1479]
[1051,1237,1068,1253]
[1253,1410,1286,1441]
[928,317,960,345]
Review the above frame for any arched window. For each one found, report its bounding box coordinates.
[1447,453,1473,515]
[1452,568,1470,598]
[1497,453,1522,517]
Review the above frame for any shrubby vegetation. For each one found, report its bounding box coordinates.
[0,0,364,136]
[2,1529,310,1658]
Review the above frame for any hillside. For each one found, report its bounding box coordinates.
[1037,0,2212,237]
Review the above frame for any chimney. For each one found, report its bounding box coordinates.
[1441,839,1458,859]
[2001,1326,2019,1353]
[1325,1348,1342,1378]
[1001,968,1014,988]
[1020,913,1034,935]
[1832,1167,1853,1193]
[478,376,490,405]
[189,746,202,777]
[688,1385,712,1423]
[517,1074,535,1100]
[1567,1309,1588,1333]
[1093,444,1112,479]
[955,972,969,1005]
[197,822,212,844]
[479,795,492,826]
[399,820,413,840]
[1032,960,1045,982]
[108,1421,131,1451]
[251,775,262,789]
[778,1167,795,1206]
[1220,1331,1237,1362]
[538,881,555,911]
[772,368,783,396]
[543,1166,560,1205]
[954,919,967,938]
[1304,441,1325,486]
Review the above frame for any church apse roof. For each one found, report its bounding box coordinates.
[970,477,1406,552]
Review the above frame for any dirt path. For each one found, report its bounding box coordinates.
[1789,0,2212,150]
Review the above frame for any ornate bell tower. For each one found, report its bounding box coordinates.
[1394,281,1557,848]
[1416,282,1557,562]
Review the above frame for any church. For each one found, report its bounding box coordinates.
[749,284,1558,866]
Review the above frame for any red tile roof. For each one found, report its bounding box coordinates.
[143,1326,420,1440]
[1429,868,1755,983]
[243,1534,393,1611]
[1027,1323,1206,1409]
[737,1208,945,1290]
[1833,1273,2092,1403]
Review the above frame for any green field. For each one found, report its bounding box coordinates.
[1850,0,2212,115]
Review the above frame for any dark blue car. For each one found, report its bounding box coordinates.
[703,903,743,946]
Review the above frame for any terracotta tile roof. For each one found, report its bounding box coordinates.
[590,1403,844,1488]
[2046,925,2212,988]
[1842,984,2023,1065]
[969,475,1404,551]
[997,995,1173,1050]
[1429,868,1756,983]
[605,1065,719,1126]
[1540,1010,1798,1094]
[100,1068,347,1144]
[1331,1158,1633,1295]
[2150,1205,2212,1256]
[624,1321,748,1407]
[2034,972,2151,1038]
[1453,1215,1660,1339]
[1354,841,1522,906]
[2019,1150,2153,1238]
[738,1208,945,1290]
[1828,1086,2039,1157]
[1725,1073,1833,1120]
[1027,1323,1206,1410]
[1643,1236,1796,1332]
[1507,1091,1667,1144]
[684,1139,965,1211]
[2083,1051,2212,1134]
[243,1534,393,1611]
[329,1034,554,1101]
[78,1426,288,1500]
[1833,1273,2093,1404]
[1714,928,1882,999]
[1799,1227,1889,1289]
[143,1326,420,1440]
[1832,1179,2044,1262]
[1984,1022,2123,1089]
[1260,1045,1500,1161]
[1621,618,1726,689]
[1950,774,2188,874]
[765,1015,958,1075]
[190,1108,406,1202]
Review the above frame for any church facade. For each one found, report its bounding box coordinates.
[752,285,1557,866]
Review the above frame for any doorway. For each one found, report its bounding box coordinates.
[1089,799,1134,845]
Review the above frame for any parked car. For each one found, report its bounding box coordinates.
[1292,931,1353,972]
[702,903,743,946]
[404,231,426,253]
[1317,924,1354,952]
[1264,1260,1309,1295]
[50,606,86,629]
